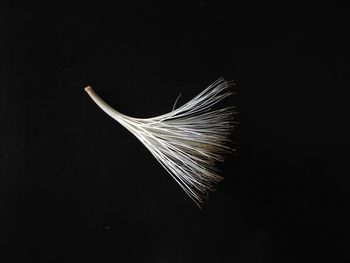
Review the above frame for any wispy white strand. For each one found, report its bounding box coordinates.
[85,77,235,207]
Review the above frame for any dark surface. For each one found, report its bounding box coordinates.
[1,1,350,262]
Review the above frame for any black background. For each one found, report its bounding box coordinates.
[1,1,350,262]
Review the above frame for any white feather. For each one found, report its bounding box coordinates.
[85,77,235,207]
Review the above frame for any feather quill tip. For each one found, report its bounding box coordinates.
[84,86,92,92]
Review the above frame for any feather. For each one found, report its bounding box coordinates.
[84,77,235,207]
